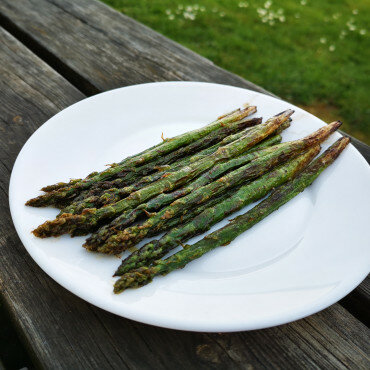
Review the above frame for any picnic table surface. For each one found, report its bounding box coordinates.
[0,0,369,368]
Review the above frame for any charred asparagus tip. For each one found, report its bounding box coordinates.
[274,109,294,118]
[32,213,86,238]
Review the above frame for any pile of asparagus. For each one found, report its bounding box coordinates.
[26,104,350,293]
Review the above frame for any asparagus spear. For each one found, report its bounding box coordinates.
[114,145,320,275]
[169,123,287,171]
[57,117,262,215]
[61,120,289,210]
[39,116,260,209]
[27,105,257,207]
[94,121,341,253]
[113,137,350,292]
[32,110,293,238]
[41,108,248,192]
[168,120,291,172]
[84,128,290,248]
[61,132,282,217]
[73,188,235,239]
[85,115,262,191]
[115,187,242,241]
[40,133,176,192]
[84,134,283,249]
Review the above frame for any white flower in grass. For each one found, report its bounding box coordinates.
[200,6,205,12]
[219,12,225,17]
[264,1,272,9]
[238,2,249,8]
[186,6,193,12]
[257,5,285,25]
[183,11,196,20]
[347,23,356,31]
[165,9,171,15]
[352,9,358,15]
[329,45,335,52]
[300,0,307,5]
[359,29,366,35]
[168,14,175,20]
[320,37,327,44]
[339,30,347,39]
[332,13,340,20]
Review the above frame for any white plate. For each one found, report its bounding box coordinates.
[9,82,370,332]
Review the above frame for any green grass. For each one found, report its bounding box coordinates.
[102,0,370,143]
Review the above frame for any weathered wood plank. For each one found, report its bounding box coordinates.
[0,0,273,96]
[0,0,368,162]
[0,26,369,369]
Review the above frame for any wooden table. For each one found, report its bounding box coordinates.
[0,0,369,368]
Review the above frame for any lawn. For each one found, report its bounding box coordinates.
[102,0,369,144]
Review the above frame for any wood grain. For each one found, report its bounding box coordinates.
[0,0,369,367]
[0,0,273,96]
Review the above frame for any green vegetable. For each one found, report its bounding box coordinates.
[84,134,282,250]
[58,116,262,215]
[97,120,340,253]
[28,105,256,206]
[113,137,350,293]
[114,145,320,275]
[32,110,292,238]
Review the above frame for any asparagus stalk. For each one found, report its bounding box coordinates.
[113,137,350,292]
[84,124,293,249]
[28,105,256,207]
[84,115,262,191]
[40,134,175,192]
[61,132,282,217]
[84,134,283,249]
[39,117,260,209]
[32,110,293,238]
[41,108,247,192]
[156,196,226,233]
[114,145,320,275]
[170,123,288,171]
[73,188,235,238]
[124,187,242,241]
[57,117,262,215]
[60,120,289,211]
[168,120,291,171]
[94,121,340,253]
